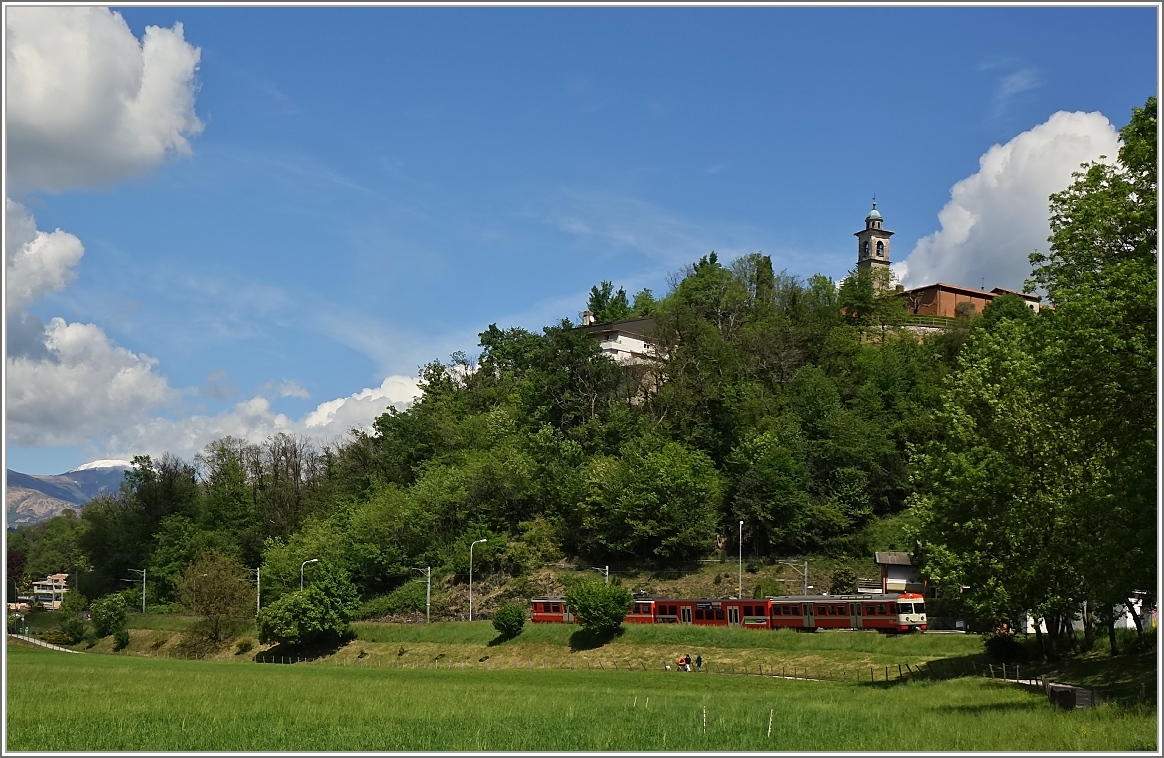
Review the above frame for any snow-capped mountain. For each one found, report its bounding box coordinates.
[6,460,132,527]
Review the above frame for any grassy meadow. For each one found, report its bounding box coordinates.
[6,643,1156,752]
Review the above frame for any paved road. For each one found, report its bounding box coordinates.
[6,633,84,653]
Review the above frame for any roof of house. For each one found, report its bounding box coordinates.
[874,551,913,566]
[576,316,657,339]
[989,287,1041,302]
[899,282,1042,302]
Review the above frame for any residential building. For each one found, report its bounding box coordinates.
[31,573,69,611]
[577,313,657,365]
[874,552,925,595]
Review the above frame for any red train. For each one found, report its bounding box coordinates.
[530,592,927,633]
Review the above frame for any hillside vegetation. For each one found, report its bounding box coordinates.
[7,97,1155,668]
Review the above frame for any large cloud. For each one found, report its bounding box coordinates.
[6,318,179,447]
[894,111,1121,292]
[98,376,422,461]
[5,6,203,191]
[5,200,180,446]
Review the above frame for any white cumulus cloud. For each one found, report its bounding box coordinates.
[895,110,1121,292]
[5,200,180,446]
[97,376,422,461]
[6,318,179,447]
[5,6,203,191]
[5,198,85,315]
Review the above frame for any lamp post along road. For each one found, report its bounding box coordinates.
[735,521,744,600]
[301,559,319,591]
[126,569,146,614]
[469,539,487,621]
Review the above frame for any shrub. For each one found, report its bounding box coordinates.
[828,567,857,596]
[235,639,254,655]
[257,563,359,647]
[492,603,526,639]
[984,632,1031,663]
[60,618,85,644]
[356,581,428,620]
[90,594,128,637]
[113,628,130,651]
[565,581,633,636]
[39,629,73,644]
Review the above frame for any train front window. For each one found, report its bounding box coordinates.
[896,603,912,614]
[914,603,926,614]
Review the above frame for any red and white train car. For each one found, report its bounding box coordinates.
[529,596,573,623]
[767,592,927,633]
[529,592,926,632]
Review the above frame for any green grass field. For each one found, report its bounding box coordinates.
[6,643,1156,751]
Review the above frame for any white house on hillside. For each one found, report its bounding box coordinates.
[577,313,657,365]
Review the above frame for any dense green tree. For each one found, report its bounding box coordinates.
[726,422,811,553]
[256,562,359,647]
[911,319,1090,654]
[581,436,721,560]
[177,550,255,643]
[90,593,128,637]
[587,281,632,323]
[491,603,526,639]
[631,288,657,316]
[565,580,633,635]
[1029,95,1157,644]
[974,293,1036,332]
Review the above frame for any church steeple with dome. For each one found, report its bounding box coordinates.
[855,198,893,284]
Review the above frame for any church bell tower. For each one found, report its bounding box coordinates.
[855,199,893,286]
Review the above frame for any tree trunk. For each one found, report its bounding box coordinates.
[1083,600,1095,651]
[1107,616,1118,656]
[1034,622,1045,659]
[1126,598,1144,643]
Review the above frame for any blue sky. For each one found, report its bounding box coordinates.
[4,5,1159,474]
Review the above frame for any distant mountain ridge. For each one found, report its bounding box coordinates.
[6,462,131,527]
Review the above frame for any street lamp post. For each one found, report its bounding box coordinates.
[469,539,487,622]
[738,520,744,599]
[411,567,432,623]
[301,559,319,591]
[125,569,146,614]
[251,567,261,615]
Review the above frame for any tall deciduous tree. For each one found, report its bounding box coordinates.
[1030,96,1157,643]
[587,281,632,323]
[178,550,254,643]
